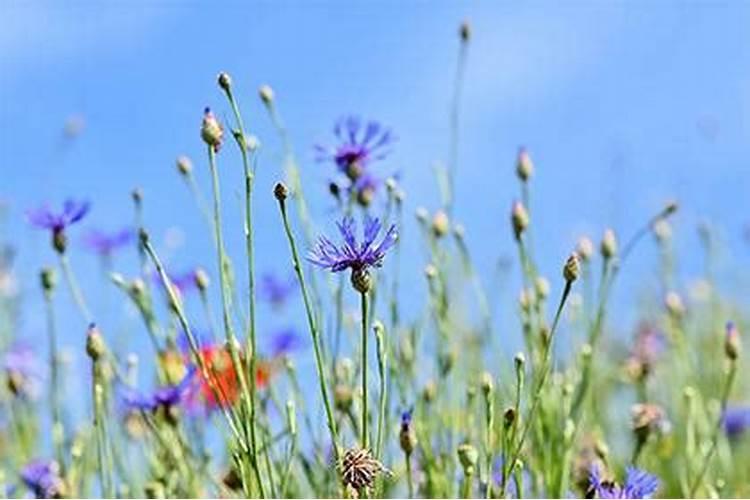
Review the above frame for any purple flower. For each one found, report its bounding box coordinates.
[26,199,90,232]
[26,199,90,253]
[269,327,304,357]
[401,409,414,427]
[20,459,64,498]
[308,216,397,274]
[260,273,296,308]
[122,368,196,413]
[151,269,198,295]
[3,342,42,399]
[722,406,750,438]
[315,116,395,180]
[83,227,134,256]
[589,465,659,499]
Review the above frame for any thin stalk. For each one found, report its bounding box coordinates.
[43,291,64,469]
[222,83,265,500]
[276,192,340,464]
[502,279,573,498]
[689,361,738,496]
[484,393,495,500]
[405,452,414,499]
[375,323,388,460]
[59,253,92,324]
[361,291,369,449]
[446,31,469,216]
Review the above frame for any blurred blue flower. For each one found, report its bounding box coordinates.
[269,327,304,357]
[26,199,90,232]
[308,216,397,273]
[589,465,659,499]
[121,368,196,413]
[722,406,750,438]
[260,273,296,308]
[151,269,198,294]
[3,342,42,399]
[315,116,395,179]
[83,227,134,256]
[20,459,63,498]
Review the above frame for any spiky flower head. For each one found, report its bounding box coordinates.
[308,216,397,294]
[339,447,387,498]
[20,459,65,498]
[315,116,395,181]
[589,465,660,499]
[27,199,90,254]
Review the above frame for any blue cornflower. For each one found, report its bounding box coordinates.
[308,216,397,293]
[260,273,296,308]
[3,342,42,399]
[269,327,304,357]
[122,368,196,416]
[83,227,134,256]
[722,406,750,438]
[26,199,90,253]
[315,116,395,181]
[20,459,64,498]
[589,465,660,499]
[151,269,199,295]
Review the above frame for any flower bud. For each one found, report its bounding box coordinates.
[652,219,672,243]
[40,267,56,293]
[194,267,210,291]
[415,207,429,224]
[480,371,494,397]
[86,324,106,361]
[438,349,456,376]
[422,379,437,403]
[201,107,224,151]
[600,229,617,260]
[399,410,417,455]
[535,276,550,300]
[631,403,667,445]
[259,84,274,105]
[431,210,450,238]
[563,252,580,283]
[334,384,353,412]
[514,352,526,371]
[725,321,741,361]
[576,236,594,262]
[217,72,232,91]
[516,147,534,181]
[664,291,685,318]
[351,268,372,294]
[274,182,289,202]
[457,443,479,473]
[424,264,438,280]
[176,155,193,176]
[511,201,529,240]
[503,407,517,429]
[131,188,143,204]
[52,228,67,254]
[459,20,471,42]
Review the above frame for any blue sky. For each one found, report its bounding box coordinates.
[2,1,750,388]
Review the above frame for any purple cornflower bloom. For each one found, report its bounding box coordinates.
[26,199,90,253]
[20,459,64,498]
[122,368,196,414]
[83,227,134,256]
[260,273,296,308]
[589,465,660,499]
[401,409,414,427]
[315,116,395,180]
[269,327,304,357]
[308,216,397,273]
[722,406,750,438]
[3,342,41,399]
[151,269,198,295]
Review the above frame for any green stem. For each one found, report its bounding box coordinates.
[375,323,388,460]
[689,361,738,496]
[361,291,369,449]
[276,193,340,464]
[405,452,414,499]
[59,253,92,324]
[43,292,64,470]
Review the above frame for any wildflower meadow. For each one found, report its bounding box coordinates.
[2,4,750,499]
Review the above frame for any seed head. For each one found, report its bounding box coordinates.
[516,147,534,181]
[259,84,274,105]
[563,252,580,283]
[339,447,386,498]
[511,201,529,240]
[600,229,618,260]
